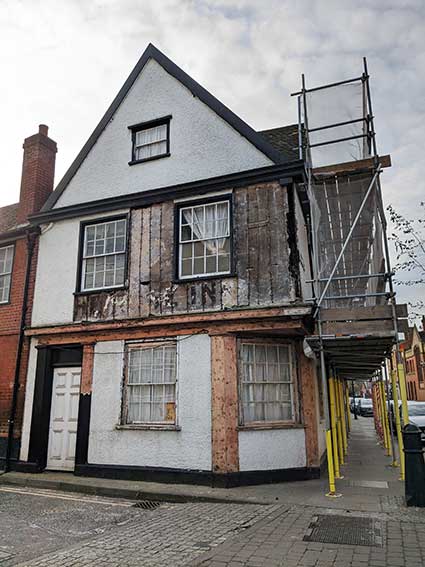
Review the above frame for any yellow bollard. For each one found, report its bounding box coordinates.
[328,378,341,479]
[338,380,348,455]
[391,369,404,479]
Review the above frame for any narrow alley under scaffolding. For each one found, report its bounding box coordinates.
[293,58,411,497]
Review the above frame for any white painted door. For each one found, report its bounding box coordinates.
[46,367,81,471]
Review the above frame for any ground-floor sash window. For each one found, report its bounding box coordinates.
[124,342,177,425]
[239,342,295,424]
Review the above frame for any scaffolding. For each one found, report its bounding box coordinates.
[292,58,409,495]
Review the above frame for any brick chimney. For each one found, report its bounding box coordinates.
[16,124,57,224]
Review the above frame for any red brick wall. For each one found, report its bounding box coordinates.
[0,237,39,444]
[0,124,55,458]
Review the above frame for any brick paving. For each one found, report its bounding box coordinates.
[9,500,277,567]
[190,504,425,567]
[2,419,424,566]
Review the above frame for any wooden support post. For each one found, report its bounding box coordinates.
[211,335,239,474]
[80,344,95,395]
[299,352,319,467]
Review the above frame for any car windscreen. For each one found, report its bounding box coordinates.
[360,399,373,406]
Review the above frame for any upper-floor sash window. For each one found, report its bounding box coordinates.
[0,245,14,303]
[178,199,231,279]
[81,218,127,292]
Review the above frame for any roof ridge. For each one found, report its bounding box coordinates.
[42,43,292,212]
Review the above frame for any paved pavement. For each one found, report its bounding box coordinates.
[0,418,424,566]
[0,486,275,566]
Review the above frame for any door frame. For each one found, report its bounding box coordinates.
[28,345,83,471]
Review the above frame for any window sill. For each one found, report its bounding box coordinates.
[115,424,181,431]
[237,422,304,431]
[128,153,170,166]
[174,272,236,284]
[74,286,127,297]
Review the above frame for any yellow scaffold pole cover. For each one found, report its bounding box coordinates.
[339,380,348,454]
[325,429,340,497]
[334,378,345,465]
[346,383,351,432]
[377,381,387,450]
[391,367,404,480]
[328,377,341,479]
[380,381,392,457]
[397,361,409,427]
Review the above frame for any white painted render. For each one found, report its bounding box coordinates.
[238,428,306,471]
[31,210,128,327]
[54,58,273,208]
[19,338,39,461]
[88,335,212,470]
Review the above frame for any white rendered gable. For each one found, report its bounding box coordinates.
[55,59,273,208]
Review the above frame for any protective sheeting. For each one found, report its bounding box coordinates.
[310,171,385,309]
[303,80,371,169]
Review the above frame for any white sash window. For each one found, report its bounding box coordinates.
[129,116,171,164]
[179,200,231,279]
[125,343,177,425]
[81,218,127,291]
[239,343,296,424]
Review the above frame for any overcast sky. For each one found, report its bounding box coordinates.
[1,0,424,315]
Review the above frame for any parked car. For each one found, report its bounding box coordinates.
[402,402,425,444]
[358,398,374,417]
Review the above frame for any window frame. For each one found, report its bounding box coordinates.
[237,339,299,428]
[0,243,15,305]
[128,115,172,166]
[76,214,129,294]
[174,195,234,282]
[121,340,179,428]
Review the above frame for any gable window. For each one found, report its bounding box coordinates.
[0,245,14,303]
[239,342,296,424]
[178,199,231,279]
[80,217,127,292]
[129,116,171,165]
[124,342,177,425]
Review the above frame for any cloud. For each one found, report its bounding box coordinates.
[1,0,424,311]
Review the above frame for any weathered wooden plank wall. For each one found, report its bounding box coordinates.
[73,182,298,322]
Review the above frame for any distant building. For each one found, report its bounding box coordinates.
[0,126,56,467]
[401,320,425,401]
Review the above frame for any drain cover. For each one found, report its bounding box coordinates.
[132,500,161,510]
[303,515,383,547]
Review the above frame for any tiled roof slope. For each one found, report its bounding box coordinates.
[259,124,300,160]
[0,203,19,234]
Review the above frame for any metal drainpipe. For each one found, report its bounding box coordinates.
[4,230,36,473]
